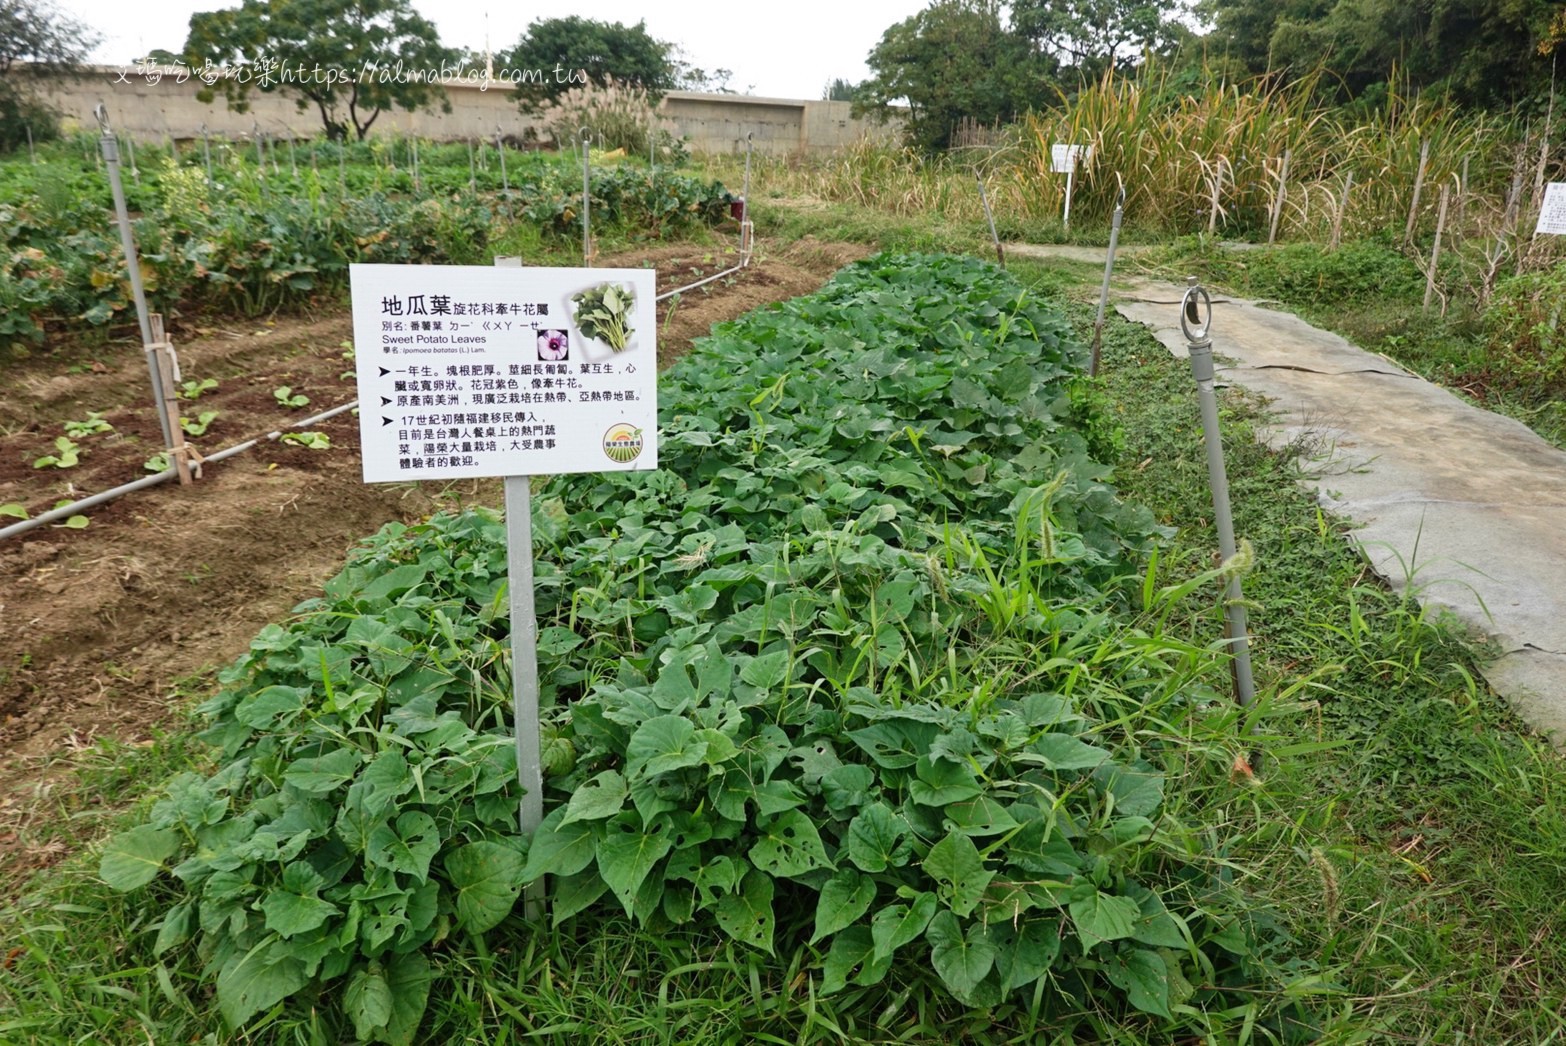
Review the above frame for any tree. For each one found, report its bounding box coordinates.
[0,0,98,150]
[857,0,1052,152]
[823,78,863,101]
[1012,0,1188,82]
[182,0,458,140]
[507,17,676,113]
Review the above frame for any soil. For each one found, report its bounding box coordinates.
[0,236,867,887]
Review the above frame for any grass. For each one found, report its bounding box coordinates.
[4,229,1566,1043]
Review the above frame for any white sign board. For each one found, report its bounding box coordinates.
[1535,182,1566,236]
[349,264,658,483]
[1050,144,1093,174]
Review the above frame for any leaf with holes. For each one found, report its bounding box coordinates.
[925,910,997,1005]
[846,803,913,872]
[714,868,775,954]
[870,890,937,962]
[811,867,877,944]
[1105,947,1172,1018]
[923,829,992,918]
[597,816,673,918]
[748,810,832,877]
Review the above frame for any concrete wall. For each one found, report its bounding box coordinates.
[20,67,900,155]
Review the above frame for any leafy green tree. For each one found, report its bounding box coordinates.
[823,77,863,101]
[0,0,98,150]
[1013,0,1188,82]
[182,0,457,140]
[1201,0,1559,106]
[507,17,676,113]
[858,0,1052,152]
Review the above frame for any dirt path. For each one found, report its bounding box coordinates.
[1116,280,1566,739]
[0,238,867,884]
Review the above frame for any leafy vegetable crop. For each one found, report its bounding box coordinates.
[102,253,1266,1041]
[571,281,635,351]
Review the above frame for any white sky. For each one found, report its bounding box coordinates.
[62,0,930,100]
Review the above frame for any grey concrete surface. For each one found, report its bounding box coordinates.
[1116,280,1566,739]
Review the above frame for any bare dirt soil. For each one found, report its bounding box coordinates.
[0,237,867,885]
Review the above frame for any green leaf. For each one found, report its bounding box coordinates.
[0,503,27,519]
[811,868,876,944]
[1127,882,1188,948]
[821,925,892,994]
[283,747,363,795]
[445,841,526,933]
[993,919,1061,992]
[1105,947,1172,1018]
[217,937,309,1028]
[383,951,432,1046]
[261,888,339,938]
[909,755,982,806]
[537,625,584,656]
[522,807,598,880]
[1069,889,1140,951]
[714,868,775,954]
[561,769,629,825]
[739,650,789,689]
[1029,733,1109,770]
[626,715,708,778]
[551,867,610,926]
[748,810,832,877]
[870,891,937,962]
[847,721,939,768]
[926,910,997,1004]
[1095,764,1165,818]
[923,830,992,917]
[597,816,674,917]
[99,824,180,891]
[153,900,194,955]
[345,963,394,1041]
[846,803,912,873]
[233,685,308,729]
[366,811,440,880]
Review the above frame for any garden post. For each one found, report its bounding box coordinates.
[1089,183,1125,376]
[1181,278,1256,711]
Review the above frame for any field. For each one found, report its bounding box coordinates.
[2,109,1566,1046]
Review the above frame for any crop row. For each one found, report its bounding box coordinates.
[0,146,732,340]
[101,253,1268,1042]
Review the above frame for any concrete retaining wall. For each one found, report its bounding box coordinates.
[19,67,900,155]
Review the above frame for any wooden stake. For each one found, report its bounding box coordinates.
[149,315,194,486]
[1424,184,1450,315]
[1330,171,1354,250]
[1404,139,1430,246]
[1268,149,1291,245]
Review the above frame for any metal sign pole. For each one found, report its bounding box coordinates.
[1180,278,1256,710]
[96,105,174,451]
[581,127,593,265]
[494,255,543,918]
[496,127,509,204]
[1089,182,1126,376]
[468,137,476,191]
[1063,164,1075,232]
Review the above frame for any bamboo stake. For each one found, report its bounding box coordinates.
[1330,171,1354,250]
[1267,149,1291,245]
[1404,139,1430,246]
[1423,184,1450,315]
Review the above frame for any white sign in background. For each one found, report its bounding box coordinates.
[1536,182,1566,236]
[349,264,658,483]
[1050,143,1093,174]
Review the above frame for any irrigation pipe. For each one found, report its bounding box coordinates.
[0,399,361,542]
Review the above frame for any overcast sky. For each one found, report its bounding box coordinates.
[62,0,930,100]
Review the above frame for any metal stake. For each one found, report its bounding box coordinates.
[411,135,420,195]
[287,132,297,176]
[496,127,509,203]
[200,124,212,182]
[96,105,174,451]
[1424,183,1451,314]
[494,255,543,918]
[1089,183,1125,376]
[1267,148,1291,244]
[468,137,476,191]
[124,133,138,182]
[26,123,35,164]
[254,122,263,169]
[1330,171,1354,250]
[1180,278,1256,711]
[581,127,592,265]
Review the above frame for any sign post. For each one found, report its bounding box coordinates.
[350,260,659,915]
[1050,144,1092,232]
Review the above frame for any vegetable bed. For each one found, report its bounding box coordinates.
[99,252,1270,1041]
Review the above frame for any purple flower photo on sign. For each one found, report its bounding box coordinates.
[537,329,569,361]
